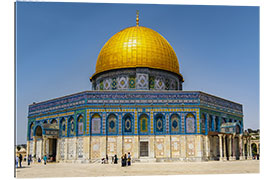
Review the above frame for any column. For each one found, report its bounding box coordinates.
[64,138,68,161]
[218,134,223,161]
[228,135,232,160]
[212,115,215,131]
[205,114,208,135]
[223,135,227,161]
[33,136,37,160]
[56,139,60,162]
[239,135,244,160]
[74,137,78,160]
[241,136,245,160]
[42,137,47,157]
[205,135,209,160]
[248,137,252,160]
[231,134,236,160]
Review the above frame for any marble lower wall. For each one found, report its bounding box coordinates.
[29,135,209,163]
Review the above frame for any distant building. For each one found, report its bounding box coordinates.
[16,145,27,160]
[27,13,253,163]
[245,129,260,158]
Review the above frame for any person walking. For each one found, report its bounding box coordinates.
[19,154,23,168]
[27,155,31,166]
[121,155,124,167]
[127,152,131,166]
[114,155,118,164]
[43,155,47,165]
[15,156,19,168]
[106,154,109,164]
[124,154,127,166]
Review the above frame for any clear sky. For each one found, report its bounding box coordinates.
[16,2,259,145]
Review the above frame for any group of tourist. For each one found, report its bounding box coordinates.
[15,154,23,168]
[121,152,131,167]
[101,152,131,167]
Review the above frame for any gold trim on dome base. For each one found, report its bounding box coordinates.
[91,26,182,80]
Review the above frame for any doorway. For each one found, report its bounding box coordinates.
[49,138,57,161]
[140,141,149,157]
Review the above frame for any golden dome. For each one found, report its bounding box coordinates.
[91,26,182,79]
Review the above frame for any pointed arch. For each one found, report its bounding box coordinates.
[68,116,75,137]
[59,117,66,137]
[107,113,117,134]
[139,113,149,134]
[201,113,206,134]
[170,113,180,133]
[185,113,196,133]
[91,113,101,134]
[122,113,133,134]
[154,113,165,134]
[77,115,84,135]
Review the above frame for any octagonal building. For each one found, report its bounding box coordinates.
[27,14,253,163]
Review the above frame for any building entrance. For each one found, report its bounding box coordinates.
[48,138,57,161]
[140,142,149,157]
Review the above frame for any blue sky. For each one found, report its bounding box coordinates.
[16,2,259,144]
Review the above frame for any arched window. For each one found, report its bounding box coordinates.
[91,114,101,134]
[215,116,219,131]
[77,115,84,135]
[236,124,241,134]
[107,114,117,134]
[208,115,212,132]
[29,123,34,139]
[123,113,133,134]
[35,126,42,137]
[60,118,66,137]
[170,114,180,133]
[68,117,75,137]
[43,120,47,124]
[221,118,226,124]
[201,114,206,133]
[186,113,195,133]
[155,114,164,134]
[139,114,148,134]
[51,119,57,125]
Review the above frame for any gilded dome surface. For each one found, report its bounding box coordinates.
[92,26,181,78]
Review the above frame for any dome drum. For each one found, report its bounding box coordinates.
[91,67,183,91]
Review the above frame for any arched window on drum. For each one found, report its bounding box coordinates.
[186,113,196,133]
[170,114,180,133]
[91,114,101,134]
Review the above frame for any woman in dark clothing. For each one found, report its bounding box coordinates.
[121,155,125,167]
[114,155,118,164]
[124,154,127,166]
